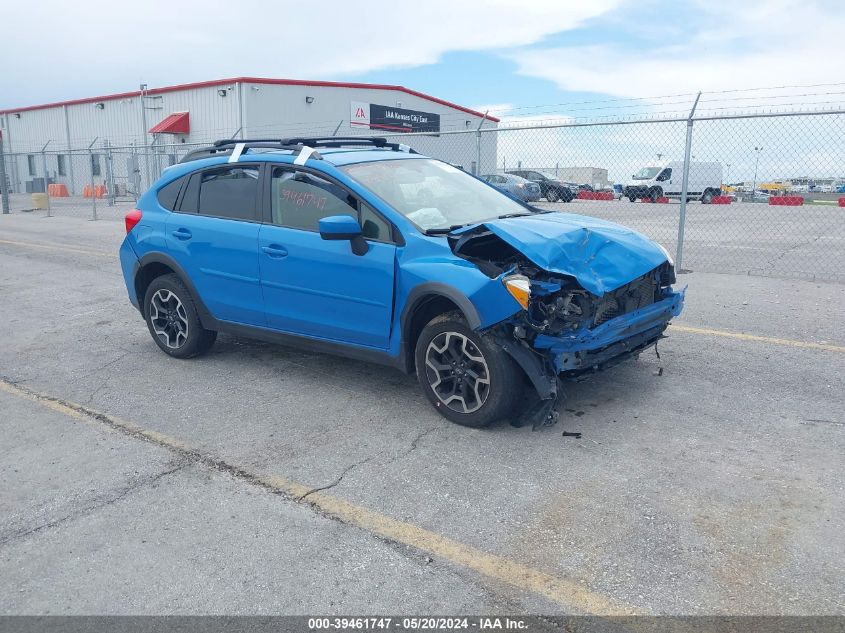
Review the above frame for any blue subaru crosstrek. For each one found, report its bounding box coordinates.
[120,137,684,428]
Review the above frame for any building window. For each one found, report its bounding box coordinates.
[27,155,36,176]
[91,154,101,176]
[57,155,67,176]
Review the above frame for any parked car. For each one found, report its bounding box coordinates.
[481,173,542,202]
[505,169,577,203]
[624,161,723,203]
[120,137,684,429]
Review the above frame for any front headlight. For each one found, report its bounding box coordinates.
[503,274,531,310]
[657,242,675,266]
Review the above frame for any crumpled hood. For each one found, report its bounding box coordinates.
[454,213,670,296]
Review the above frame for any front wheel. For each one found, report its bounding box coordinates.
[415,313,522,427]
[648,186,663,202]
[546,188,560,203]
[144,274,217,358]
[701,189,715,204]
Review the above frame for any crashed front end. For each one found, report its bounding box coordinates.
[509,263,683,375]
[449,218,685,426]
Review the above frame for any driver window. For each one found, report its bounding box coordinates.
[271,168,357,231]
[657,168,672,181]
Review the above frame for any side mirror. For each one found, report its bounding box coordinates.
[318,214,367,256]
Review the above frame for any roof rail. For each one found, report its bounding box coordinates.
[280,137,418,153]
[179,136,417,164]
[179,139,322,164]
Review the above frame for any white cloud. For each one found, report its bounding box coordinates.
[1,0,622,108]
[507,0,845,107]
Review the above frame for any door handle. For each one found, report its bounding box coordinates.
[171,228,192,240]
[261,244,288,258]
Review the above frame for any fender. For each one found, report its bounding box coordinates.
[401,282,482,332]
[135,252,220,330]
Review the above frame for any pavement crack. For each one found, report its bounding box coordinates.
[0,462,189,547]
[380,425,442,467]
[298,457,373,501]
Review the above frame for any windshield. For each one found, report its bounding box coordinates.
[632,167,662,180]
[341,158,531,231]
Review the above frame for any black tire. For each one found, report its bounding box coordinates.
[562,189,575,203]
[414,312,523,428]
[144,273,217,359]
[701,189,715,204]
[546,188,560,203]
[628,195,637,202]
[648,186,663,202]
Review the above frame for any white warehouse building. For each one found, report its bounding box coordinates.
[0,77,499,197]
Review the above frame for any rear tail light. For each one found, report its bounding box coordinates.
[125,209,142,234]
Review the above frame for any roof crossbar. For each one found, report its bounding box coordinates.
[180,136,418,164]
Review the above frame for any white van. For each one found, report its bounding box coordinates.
[623,161,723,203]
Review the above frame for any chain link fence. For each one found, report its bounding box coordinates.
[1,110,843,281]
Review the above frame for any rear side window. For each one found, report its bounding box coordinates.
[196,166,259,221]
[156,176,186,210]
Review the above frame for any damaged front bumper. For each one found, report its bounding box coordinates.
[532,288,685,374]
[493,288,685,428]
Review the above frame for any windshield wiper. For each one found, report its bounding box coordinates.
[424,224,466,235]
[497,212,534,219]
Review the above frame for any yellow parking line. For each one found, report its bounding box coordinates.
[669,324,845,353]
[0,238,112,258]
[0,378,640,615]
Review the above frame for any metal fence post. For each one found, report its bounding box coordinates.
[105,140,115,207]
[475,111,489,176]
[0,131,9,214]
[41,143,52,217]
[676,92,701,271]
[87,138,98,221]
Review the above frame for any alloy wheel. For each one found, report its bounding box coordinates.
[149,289,189,349]
[424,332,491,414]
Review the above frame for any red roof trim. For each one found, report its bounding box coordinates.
[149,111,190,134]
[0,76,499,122]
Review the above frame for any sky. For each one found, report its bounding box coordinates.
[2,0,843,118]
[2,0,843,183]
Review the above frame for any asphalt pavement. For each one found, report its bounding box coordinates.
[0,213,842,615]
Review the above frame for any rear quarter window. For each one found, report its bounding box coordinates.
[156,176,187,210]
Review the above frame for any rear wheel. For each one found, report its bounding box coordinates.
[415,312,522,427]
[628,195,637,202]
[144,274,216,358]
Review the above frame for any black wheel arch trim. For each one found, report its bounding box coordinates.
[135,252,220,330]
[399,282,483,373]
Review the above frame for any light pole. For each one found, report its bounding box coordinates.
[725,163,731,187]
[751,147,763,199]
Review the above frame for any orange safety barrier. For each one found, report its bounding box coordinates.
[711,195,732,204]
[639,196,669,204]
[768,196,804,206]
[83,185,107,199]
[47,183,70,197]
